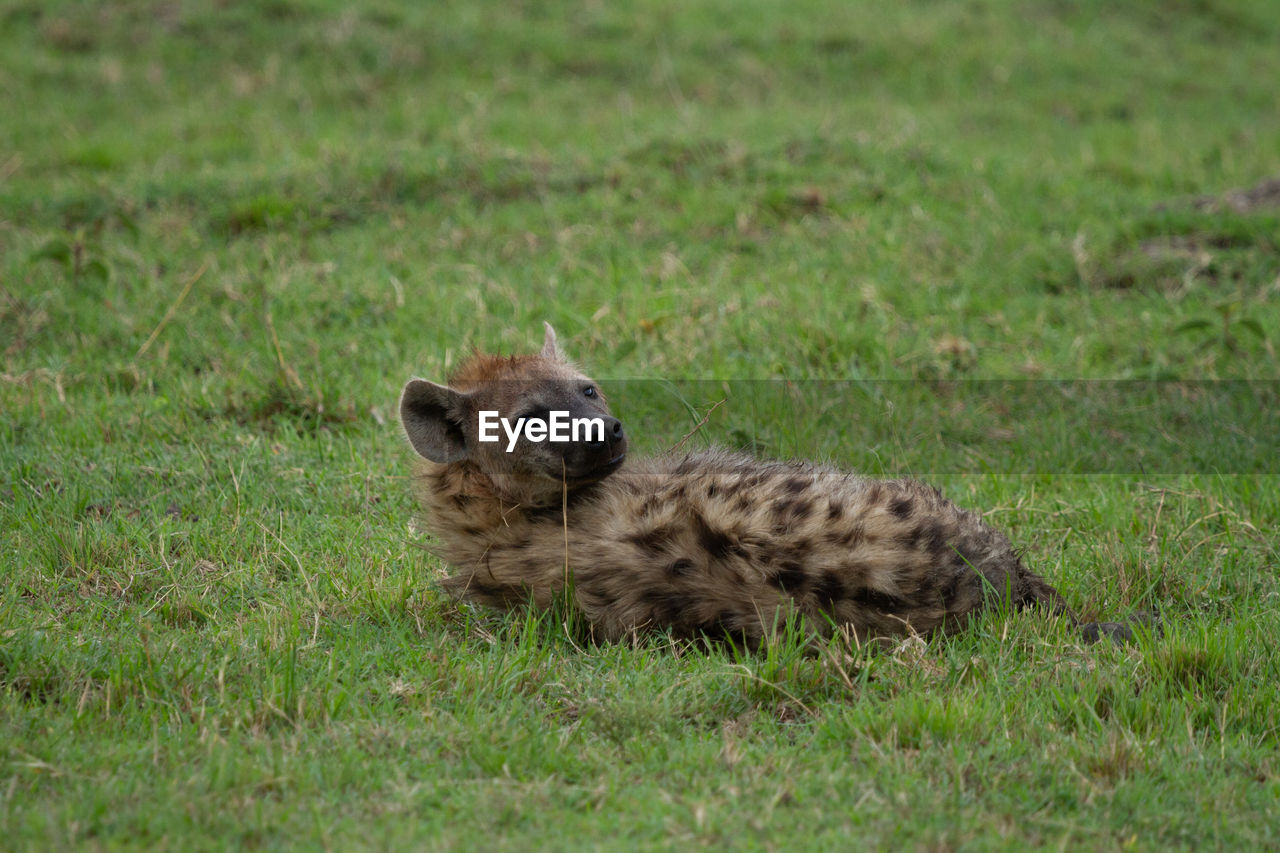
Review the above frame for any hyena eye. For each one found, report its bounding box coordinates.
[582,386,597,398]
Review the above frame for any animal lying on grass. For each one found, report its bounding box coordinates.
[400,324,1134,646]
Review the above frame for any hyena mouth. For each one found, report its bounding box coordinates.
[560,452,626,485]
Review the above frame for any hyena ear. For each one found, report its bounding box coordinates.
[540,321,566,361]
[399,379,471,463]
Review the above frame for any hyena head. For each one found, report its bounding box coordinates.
[399,323,627,506]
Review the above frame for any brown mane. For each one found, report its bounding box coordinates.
[447,353,555,389]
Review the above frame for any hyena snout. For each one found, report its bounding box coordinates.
[587,415,625,450]
[560,415,627,482]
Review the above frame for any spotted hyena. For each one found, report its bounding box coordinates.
[400,324,1128,645]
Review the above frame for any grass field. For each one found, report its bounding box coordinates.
[2,0,1279,848]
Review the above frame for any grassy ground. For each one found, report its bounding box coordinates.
[2,0,1279,848]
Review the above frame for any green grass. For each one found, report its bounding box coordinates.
[2,0,1279,848]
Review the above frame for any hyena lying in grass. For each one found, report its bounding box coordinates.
[400,325,1131,646]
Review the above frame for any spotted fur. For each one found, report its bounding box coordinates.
[400,325,1082,645]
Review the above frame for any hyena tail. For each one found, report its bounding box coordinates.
[1016,571,1075,620]
[1080,611,1162,644]
[1017,571,1156,645]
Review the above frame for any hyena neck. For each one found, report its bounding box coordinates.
[418,462,513,528]
[417,460,584,535]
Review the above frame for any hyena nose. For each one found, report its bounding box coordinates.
[590,416,624,448]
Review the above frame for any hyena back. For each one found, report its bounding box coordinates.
[400,324,1080,645]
